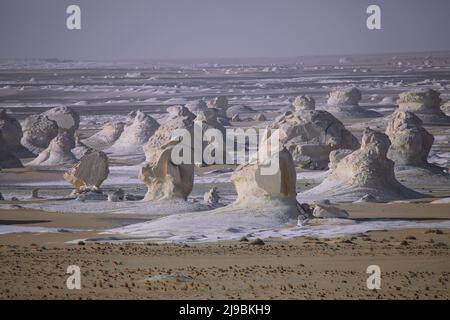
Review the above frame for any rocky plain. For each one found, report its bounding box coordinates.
[0,53,449,299]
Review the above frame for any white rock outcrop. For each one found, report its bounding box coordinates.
[325,88,382,118]
[27,131,77,166]
[105,110,159,155]
[298,128,425,202]
[267,110,360,169]
[64,151,109,193]
[82,121,125,150]
[42,106,80,134]
[21,114,59,154]
[397,89,450,125]
[292,95,315,111]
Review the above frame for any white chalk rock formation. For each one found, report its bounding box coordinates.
[397,89,450,125]
[298,128,425,202]
[268,110,360,169]
[139,144,194,201]
[292,95,315,111]
[64,151,109,193]
[42,106,80,133]
[106,110,159,155]
[386,110,450,190]
[185,99,208,114]
[0,109,32,157]
[27,131,77,166]
[144,106,196,162]
[82,121,125,150]
[21,114,59,154]
[325,88,381,118]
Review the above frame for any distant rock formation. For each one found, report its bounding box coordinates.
[226,105,254,119]
[385,110,450,190]
[27,131,77,166]
[42,106,80,134]
[82,121,125,150]
[139,143,194,201]
[298,128,425,202]
[378,96,397,106]
[64,151,109,193]
[0,129,23,168]
[268,110,360,169]
[254,113,267,121]
[292,95,315,111]
[204,187,220,205]
[0,109,33,157]
[105,110,159,155]
[185,99,208,115]
[21,114,59,154]
[144,105,196,162]
[207,96,229,118]
[397,89,450,125]
[325,88,382,118]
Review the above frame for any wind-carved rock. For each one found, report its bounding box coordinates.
[292,95,315,111]
[27,130,77,166]
[106,110,159,155]
[139,144,194,201]
[325,88,381,118]
[64,151,109,193]
[21,114,59,154]
[43,106,80,134]
[397,89,450,125]
[144,105,196,162]
[386,110,450,190]
[82,121,125,150]
[298,128,425,202]
[268,110,360,169]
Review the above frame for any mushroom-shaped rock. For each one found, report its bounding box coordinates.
[82,121,125,150]
[298,128,425,202]
[292,95,315,111]
[397,89,450,125]
[139,144,194,201]
[64,151,109,193]
[21,114,59,154]
[106,111,159,155]
[325,88,381,118]
[27,131,77,166]
[144,106,195,162]
[385,110,450,190]
[42,106,80,133]
[268,110,360,169]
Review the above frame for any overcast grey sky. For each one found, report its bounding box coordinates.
[0,0,449,60]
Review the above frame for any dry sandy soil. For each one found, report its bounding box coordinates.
[0,207,449,300]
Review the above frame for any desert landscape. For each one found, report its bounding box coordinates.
[1,52,450,299]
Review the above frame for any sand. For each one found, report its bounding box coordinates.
[0,206,449,299]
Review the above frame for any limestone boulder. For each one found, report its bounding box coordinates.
[397,89,450,124]
[325,88,381,118]
[43,106,80,133]
[64,151,109,192]
[21,114,59,154]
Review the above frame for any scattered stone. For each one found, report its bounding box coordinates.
[312,204,349,218]
[250,238,265,246]
[204,187,220,205]
[108,189,125,202]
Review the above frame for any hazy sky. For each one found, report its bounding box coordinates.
[1,0,449,60]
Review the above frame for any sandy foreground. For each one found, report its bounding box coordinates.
[0,206,449,300]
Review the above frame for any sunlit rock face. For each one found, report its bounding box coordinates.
[64,151,109,193]
[298,128,425,202]
[397,89,450,124]
[268,110,360,169]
